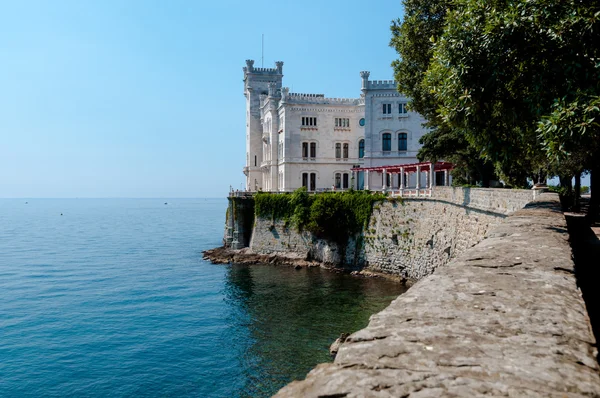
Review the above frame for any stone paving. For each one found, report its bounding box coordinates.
[275,194,600,397]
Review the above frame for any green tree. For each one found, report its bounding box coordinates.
[538,95,600,216]
[421,0,600,214]
[390,0,497,186]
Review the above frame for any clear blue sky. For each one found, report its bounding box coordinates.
[0,0,404,198]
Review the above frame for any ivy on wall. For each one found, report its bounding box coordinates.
[254,188,399,245]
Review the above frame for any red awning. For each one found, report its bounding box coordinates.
[352,161,454,173]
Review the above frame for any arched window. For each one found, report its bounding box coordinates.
[343,173,349,189]
[358,139,365,158]
[335,173,341,189]
[302,142,309,158]
[335,143,341,159]
[382,133,391,151]
[310,142,316,158]
[398,133,408,151]
[343,143,349,159]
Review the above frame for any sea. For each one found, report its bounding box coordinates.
[0,198,406,397]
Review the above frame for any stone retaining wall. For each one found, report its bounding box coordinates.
[275,193,600,397]
[249,191,529,279]
[248,188,536,279]
[431,186,538,214]
[363,199,501,280]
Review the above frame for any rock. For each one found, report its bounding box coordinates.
[329,333,349,356]
[294,264,302,270]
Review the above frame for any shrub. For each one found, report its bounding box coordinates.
[253,188,395,245]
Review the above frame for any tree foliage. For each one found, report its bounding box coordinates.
[392,0,600,214]
[390,0,497,186]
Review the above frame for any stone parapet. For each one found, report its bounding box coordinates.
[275,193,600,397]
[431,186,536,215]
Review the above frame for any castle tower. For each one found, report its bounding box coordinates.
[243,60,283,191]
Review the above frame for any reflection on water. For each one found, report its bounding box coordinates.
[224,264,407,397]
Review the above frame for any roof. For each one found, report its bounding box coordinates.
[352,161,454,173]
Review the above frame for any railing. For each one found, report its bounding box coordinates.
[229,188,355,197]
[230,187,439,198]
[390,188,432,198]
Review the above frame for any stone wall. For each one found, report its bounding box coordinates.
[223,196,255,249]
[249,218,347,265]
[362,199,501,280]
[275,193,600,397]
[431,186,540,214]
[248,188,536,279]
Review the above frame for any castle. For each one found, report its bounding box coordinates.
[242,60,429,192]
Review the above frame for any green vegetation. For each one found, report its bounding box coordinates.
[254,188,396,245]
[391,0,600,217]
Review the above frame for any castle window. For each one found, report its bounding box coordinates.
[302,173,308,188]
[302,117,317,127]
[382,133,391,151]
[310,142,316,158]
[358,139,365,158]
[335,143,341,159]
[310,173,316,191]
[302,142,309,158]
[399,103,408,114]
[335,118,350,128]
[255,155,257,166]
[343,143,348,159]
[335,173,341,189]
[343,173,349,189]
[398,133,408,151]
[382,104,392,114]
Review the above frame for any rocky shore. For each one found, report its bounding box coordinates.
[202,246,320,268]
[202,246,409,283]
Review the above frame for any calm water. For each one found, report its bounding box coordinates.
[0,199,406,397]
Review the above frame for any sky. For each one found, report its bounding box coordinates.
[0,0,405,198]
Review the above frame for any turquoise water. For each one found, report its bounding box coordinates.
[0,199,406,397]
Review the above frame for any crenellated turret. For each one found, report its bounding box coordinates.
[280,87,289,103]
[360,71,370,91]
[275,61,284,74]
[243,60,284,191]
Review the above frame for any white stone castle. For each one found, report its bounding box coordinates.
[243,60,429,192]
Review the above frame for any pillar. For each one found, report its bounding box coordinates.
[365,170,370,190]
[430,162,435,189]
[400,167,405,190]
[444,170,450,186]
[416,166,421,190]
[382,168,387,191]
